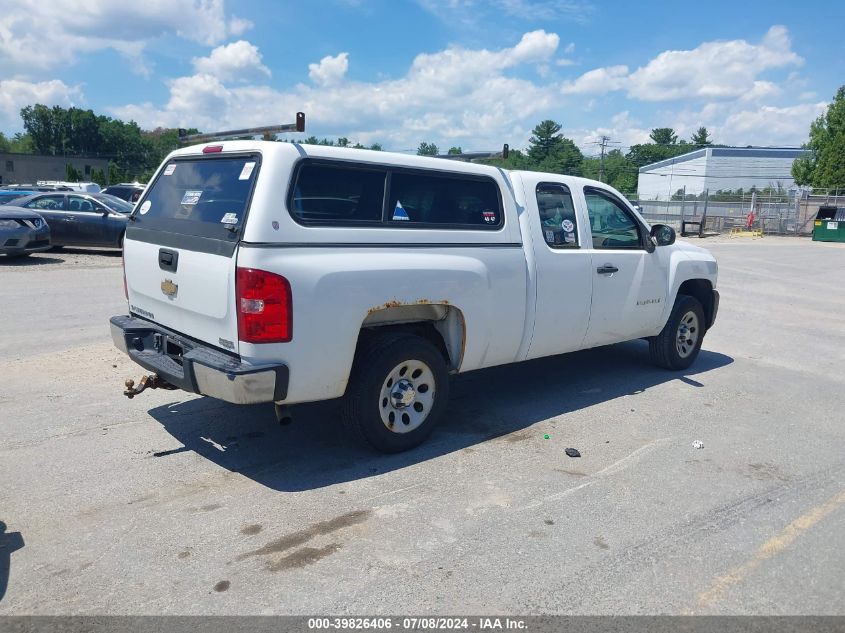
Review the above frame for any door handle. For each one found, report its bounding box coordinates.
[66,215,76,221]
[596,264,618,275]
[159,248,179,272]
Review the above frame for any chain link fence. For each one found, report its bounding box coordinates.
[629,189,845,236]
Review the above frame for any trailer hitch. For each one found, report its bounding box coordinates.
[123,374,177,399]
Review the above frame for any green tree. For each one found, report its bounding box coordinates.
[649,127,678,145]
[527,120,564,163]
[537,137,584,176]
[0,132,9,153]
[447,146,462,155]
[65,164,82,181]
[90,167,107,187]
[369,142,383,151]
[417,141,438,156]
[792,85,845,190]
[691,126,712,146]
[20,104,55,154]
[337,137,349,147]
[8,133,33,153]
[525,120,584,175]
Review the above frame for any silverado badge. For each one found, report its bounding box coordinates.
[161,279,178,298]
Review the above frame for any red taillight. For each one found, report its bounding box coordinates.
[203,145,223,153]
[236,267,292,343]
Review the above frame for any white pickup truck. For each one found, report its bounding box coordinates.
[111,141,718,452]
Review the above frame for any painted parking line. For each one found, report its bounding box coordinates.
[695,487,845,609]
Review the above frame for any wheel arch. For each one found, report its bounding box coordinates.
[357,303,466,372]
[676,278,715,330]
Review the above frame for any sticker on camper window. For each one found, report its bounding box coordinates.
[239,162,256,180]
[392,201,410,221]
[163,164,176,176]
[181,190,202,205]
[138,201,151,215]
[482,210,497,224]
[544,229,555,243]
[561,219,574,232]
[221,212,238,224]
[564,232,576,243]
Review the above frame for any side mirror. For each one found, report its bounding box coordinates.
[650,224,676,247]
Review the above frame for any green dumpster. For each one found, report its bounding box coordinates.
[812,206,845,242]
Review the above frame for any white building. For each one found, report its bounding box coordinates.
[636,147,809,201]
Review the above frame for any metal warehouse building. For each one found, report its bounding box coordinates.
[637,147,809,201]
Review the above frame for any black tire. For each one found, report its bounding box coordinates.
[649,294,706,370]
[342,333,450,453]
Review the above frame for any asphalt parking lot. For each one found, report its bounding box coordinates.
[1,237,843,615]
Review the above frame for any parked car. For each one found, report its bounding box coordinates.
[111,141,719,453]
[36,181,102,193]
[102,183,145,203]
[3,184,72,192]
[0,208,51,257]
[4,192,133,248]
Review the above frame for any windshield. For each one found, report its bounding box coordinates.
[132,155,259,241]
[93,193,134,213]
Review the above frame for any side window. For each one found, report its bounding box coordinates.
[25,195,64,210]
[69,196,96,212]
[289,162,385,224]
[388,172,502,229]
[584,187,642,249]
[536,182,578,249]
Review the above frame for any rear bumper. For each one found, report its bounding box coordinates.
[110,315,288,404]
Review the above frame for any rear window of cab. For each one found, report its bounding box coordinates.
[288,159,503,230]
[132,155,260,241]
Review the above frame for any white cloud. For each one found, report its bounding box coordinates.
[561,65,628,94]
[110,32,562,150]
[308,53,350,87]
[568,110,651,151]
[0,79,84,129]
[716,102,826,146]
[0,0,250,74]
[561,25,801,102]
[193,40,270,82]
[106,28,821,152]
[564,42,575,54]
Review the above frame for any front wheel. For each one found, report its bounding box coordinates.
[649,294,706,370]
[342,333,450,453]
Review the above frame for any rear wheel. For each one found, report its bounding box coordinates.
[342,333,450,453]
[649,294,705,370]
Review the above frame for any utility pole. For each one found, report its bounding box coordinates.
[598,135,610,182]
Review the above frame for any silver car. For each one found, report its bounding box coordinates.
[0,208,51,257]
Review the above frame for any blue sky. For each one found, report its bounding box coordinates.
[1,0,844,155]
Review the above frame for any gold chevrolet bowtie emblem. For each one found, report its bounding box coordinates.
[161,279,178,297]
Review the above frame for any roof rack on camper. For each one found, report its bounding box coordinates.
[178,112,306,144]
[435,144,510,163]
